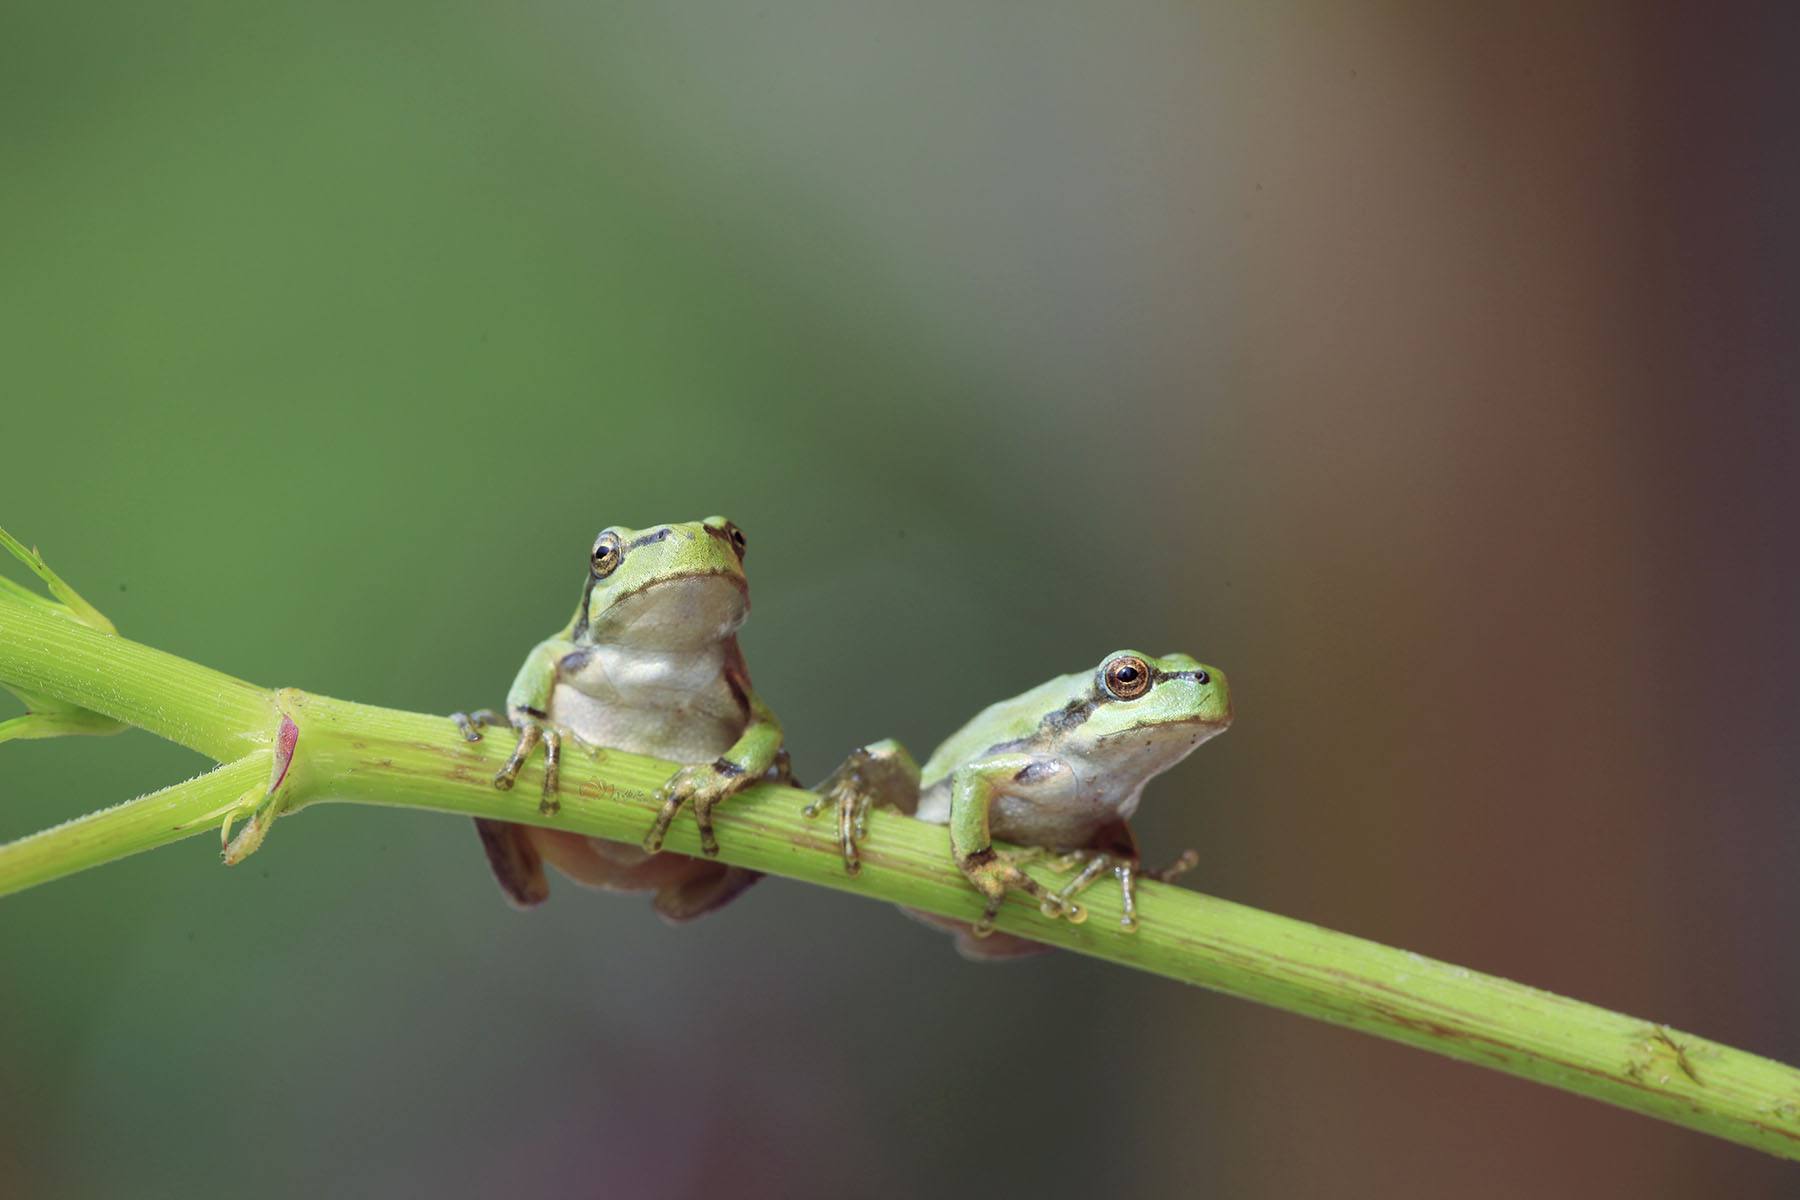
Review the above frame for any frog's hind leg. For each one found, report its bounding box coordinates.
[650,863,763,924]
[900,906,1052,961]
[526,829,763,922]
[531,829,702,892]
[474,818,550,909]
[801,739,920,874]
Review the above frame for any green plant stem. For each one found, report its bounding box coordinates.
[0,596,274,760]
[3,596,1799,1160]
[0,754,267,893]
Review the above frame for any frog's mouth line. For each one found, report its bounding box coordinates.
[1095,714,1232,744]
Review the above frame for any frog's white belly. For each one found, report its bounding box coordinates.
[549,643,744,764]
[915,760,1142,850]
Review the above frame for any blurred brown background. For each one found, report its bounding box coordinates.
[2,3,1796,1196]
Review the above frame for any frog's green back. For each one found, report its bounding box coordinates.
[918,669,1089,787]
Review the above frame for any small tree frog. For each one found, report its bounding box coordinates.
[806,650,1230,959]
[455,517,786,920]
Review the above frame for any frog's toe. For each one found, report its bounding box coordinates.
[962,852,1076,936]
[1147,848,1200,882]
[645,763,743,855]
[453,709,505,743]
[802,748,903,876]
[537,728,562,815]
[802,776,864,874]
[689,793,723,857]
[1049,852,1117,907]
[493,720,545,790]
[642,787,686,853]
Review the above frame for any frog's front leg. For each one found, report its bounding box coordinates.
[450,708,506,742]
[456,639,569,813]
[801,739,921,874]
[643,666,784,856]
[948,755,1082,936]
[492,712,563,812]
[463,639,570,908]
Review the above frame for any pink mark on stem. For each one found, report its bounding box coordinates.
[271,714,299,791]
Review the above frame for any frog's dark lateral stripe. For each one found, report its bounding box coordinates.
[571,574,599,639]
[722,668,753,721]
[577,526,675,637]
[625,527,674,550]
[571,523,744,639]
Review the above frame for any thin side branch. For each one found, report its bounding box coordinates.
[3,557,1799,1161]
[0,755,267,894]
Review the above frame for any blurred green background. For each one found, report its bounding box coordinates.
[4,3,1797,1196]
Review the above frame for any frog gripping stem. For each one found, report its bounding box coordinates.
[6,524,1800,1162]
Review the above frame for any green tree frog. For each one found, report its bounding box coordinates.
[454,517,786,920]
[806,650,1231,959]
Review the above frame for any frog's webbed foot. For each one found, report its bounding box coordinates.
[958,848,1081,938]
[1045,847,1199,933]
[801,767,876,874]
[801,741,920,876]
[643,759,747,856]
[487,713,562,815]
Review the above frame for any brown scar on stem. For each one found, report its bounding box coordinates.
[1295,970,1729,1106]
[1624,1025,1703,1087]
[1653,1025,1704,1085]
[408,740,471,760]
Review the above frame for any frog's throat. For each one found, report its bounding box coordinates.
[1093,714,1232,744]
[586,570,750,648]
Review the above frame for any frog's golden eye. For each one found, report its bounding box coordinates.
[726,523,747,559]
[1103,655,1152,701]
[590,532,624,578]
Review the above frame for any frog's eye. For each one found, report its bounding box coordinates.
[726,523,747,559]
[1103,655,1152,701]
[590,533,624,578]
